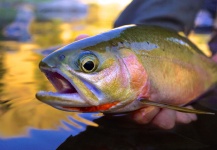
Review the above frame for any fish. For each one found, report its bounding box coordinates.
[36,25,217,114]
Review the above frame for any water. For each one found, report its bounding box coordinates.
[0,40,100,149]
[0,2,217,150]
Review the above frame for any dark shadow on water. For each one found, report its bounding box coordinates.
[57,109,217,150]
[57,90,217,150]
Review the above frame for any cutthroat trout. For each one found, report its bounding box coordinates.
[36,25,217,114]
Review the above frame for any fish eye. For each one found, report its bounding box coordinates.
[83,60,94,71]
[79,53,99,73]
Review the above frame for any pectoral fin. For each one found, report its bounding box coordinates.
[139,99,215,115]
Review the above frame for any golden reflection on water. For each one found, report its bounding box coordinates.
[0,3,123,138]
[0,41,99,138]
[189,32,212,57]
[0,1,213,138]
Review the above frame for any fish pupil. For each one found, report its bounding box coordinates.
[83,61,94,71]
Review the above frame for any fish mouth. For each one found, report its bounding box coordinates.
[43,70,77,94]
[36,68,117,112]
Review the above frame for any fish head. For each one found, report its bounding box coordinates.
[36,35,148,113]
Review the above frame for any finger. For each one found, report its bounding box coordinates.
[187,112,197,121]
[176,108,197,124]
[186,106,197,121]
[74,34,89,41]
[152,109,176,130]
[176,106,197,124]
[131,106,160,124]
[176,112,191,124]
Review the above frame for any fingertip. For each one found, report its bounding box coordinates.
[186,106,197,121]
[176,106,198,124]
[152,109,176,130]
[176,112,192,124]
[131,106,160,124]
[187,113,197,121]
[74,34,89,41]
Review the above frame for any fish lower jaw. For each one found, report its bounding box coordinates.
[36,91,120,112]
[56,101,119,112]
[36,91,92,107]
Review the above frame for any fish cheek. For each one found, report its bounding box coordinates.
[86,56,133,104]
[119,49,149,98]
[97,63,133,102]
[71,57,131,104]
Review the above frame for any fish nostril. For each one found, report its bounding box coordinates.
[58,54,65,61]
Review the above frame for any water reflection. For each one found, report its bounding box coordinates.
[0,113,100,149]
[0,41,101,133]
[0,2,122,149]
[36,0,88,22]
[2,5,33,42]
[0,45,6,94]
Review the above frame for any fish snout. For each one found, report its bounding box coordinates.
[39,55,59,71]
[39,61,51,69]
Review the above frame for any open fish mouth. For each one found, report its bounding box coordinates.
[36,68,117,112]
[43,70,77,94]
[36,69,88,106]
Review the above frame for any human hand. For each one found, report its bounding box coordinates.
[74,34,197,130]
[131,106,197,129]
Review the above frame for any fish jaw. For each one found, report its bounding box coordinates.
[36,91,89,107]
[36,58,129,112]
[36,91,119,112]
[36,60,106,111]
